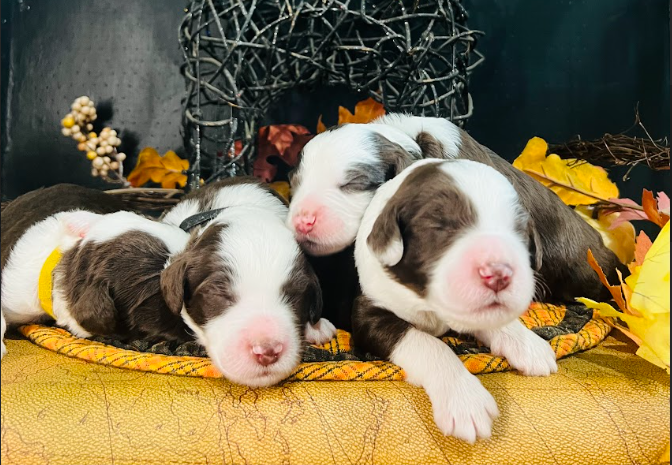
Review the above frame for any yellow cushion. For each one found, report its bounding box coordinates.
[1,334,668,465]
[16,303,614,380]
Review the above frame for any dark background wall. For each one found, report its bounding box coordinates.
[1,0,669,200]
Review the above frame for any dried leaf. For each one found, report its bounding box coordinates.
[316,97,386,133]
[127,148,188,188]
[586,249,627,312]
[338,97,386,124]
[253,125,313,183]
[578,221,670,374]
[630,221,670,315]
[657,192,670,216]
[316,115,327,134]
[643,189,671,227]
[269,181,291,203]
[575,206,635,264]
[634,231,654,266]
[513,137,619,205]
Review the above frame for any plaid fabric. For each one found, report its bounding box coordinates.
[18,302,612,381]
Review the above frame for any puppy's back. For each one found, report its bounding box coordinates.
[1,184,125,269]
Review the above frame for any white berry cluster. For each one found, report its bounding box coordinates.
[60,96,128,183]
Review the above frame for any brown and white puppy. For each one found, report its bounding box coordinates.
[1,184,191,359]
[288,113,626,303]
[353,159,557,443]
[160,177,336,387]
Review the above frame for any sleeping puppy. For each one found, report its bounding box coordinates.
[353,159,558,443]
[288,113,625,303]
[1,184,191,359]
[160,176,336,387]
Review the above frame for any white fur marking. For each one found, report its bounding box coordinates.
[391,328,500,443]
[474,320,558,376]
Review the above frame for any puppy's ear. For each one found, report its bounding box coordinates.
[69,282,118,336]
[160,253,189,314]
[367,199,404,267]
[374,134,417,180]
[59,211,104,239]
[527,216,544,272]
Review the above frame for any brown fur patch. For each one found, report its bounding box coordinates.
[367,163,477,296]
[161,223,236,327]
[351,295,412,359]
[1,184,125,270]
[281,254,323,326]
[57,231,192,343]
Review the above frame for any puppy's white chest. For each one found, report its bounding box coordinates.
[406,310,451,337]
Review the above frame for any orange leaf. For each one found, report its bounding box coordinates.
[316,115,327,134]
[634,230,653,266]
[266,125,310,157]
[643,189,670,227]
[127,147,189,188]
[337,97,386,125]
[586,249,627,312]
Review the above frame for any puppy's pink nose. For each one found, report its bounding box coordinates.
[293,213,316,235]
[252,342,283,367]
[479,263,513,292]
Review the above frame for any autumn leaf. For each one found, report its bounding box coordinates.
[127,148,189,188]
[634,230,653,267]
[513,137,619,205]
[316,97,386,133]
[253,125,314,183]
[269,181,291,203]
[338,97,386,124]
[575,206,635,264]
[643,189,671,227]
[577,221,670,373]
[316,115,327,134]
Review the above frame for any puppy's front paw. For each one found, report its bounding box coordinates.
[304,318,337,345]
[1,341,6,360]
[494,330,557,376]
[428,374,500,443]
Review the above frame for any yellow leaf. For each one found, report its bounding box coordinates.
[337,97,386,125]
[316,115,327,134]
[631,221,670,315]
[513,137,620,205]
[127,147,189,188]
[578,220,670,373]
[575,206,635,264]
[269,181,291,203]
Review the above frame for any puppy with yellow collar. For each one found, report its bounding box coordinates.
[0,184,190,358]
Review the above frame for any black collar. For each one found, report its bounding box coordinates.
[179,207,229,232]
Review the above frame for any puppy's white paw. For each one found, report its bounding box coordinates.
[428,374,500,443]
[1,340,6,360]
[493,329,557,376]
[304,318,337,345]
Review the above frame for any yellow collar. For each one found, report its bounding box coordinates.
[38,248,62,319]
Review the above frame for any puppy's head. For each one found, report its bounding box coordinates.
[287,124,421,256]
[160,212,323,387]
[366,160,536,332]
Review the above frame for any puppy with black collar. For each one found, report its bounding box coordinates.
[160,177,336,387]
[353,158,558,443]
[288,113,626,304]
